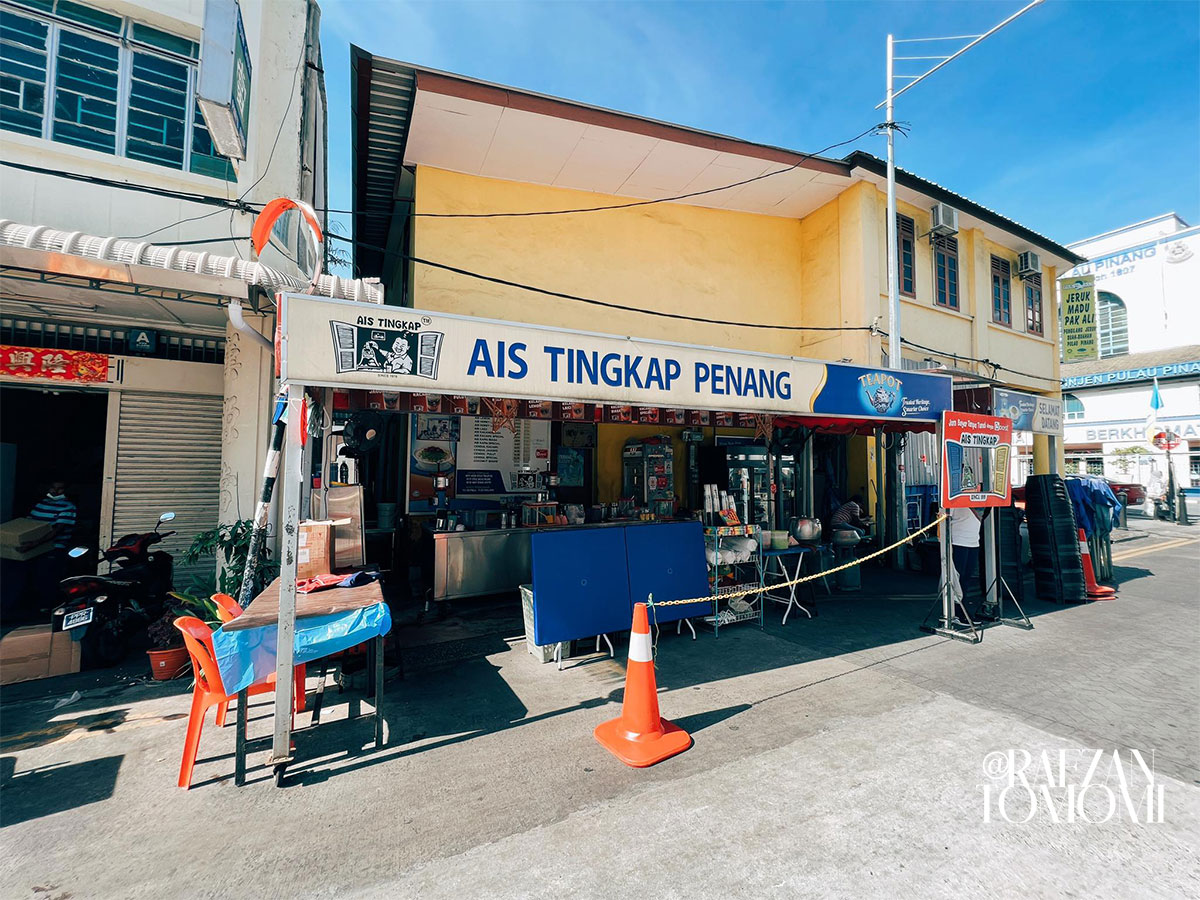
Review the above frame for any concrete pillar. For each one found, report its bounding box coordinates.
[219,315,277,527]
[1031,433,1064,476]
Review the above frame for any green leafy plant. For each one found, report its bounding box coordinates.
[1111,445,1149,475]
[147,591,223,649]
[183,519,279,603]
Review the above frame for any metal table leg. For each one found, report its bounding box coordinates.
[234,688,248,786]
[373,634,384,749]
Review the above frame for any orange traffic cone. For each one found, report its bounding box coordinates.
[1078,528,1116,599]
[594,603,692,767]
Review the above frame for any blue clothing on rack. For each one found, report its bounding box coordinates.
[1065,475,1121,538]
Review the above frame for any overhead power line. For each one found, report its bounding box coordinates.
[2,122,883,225]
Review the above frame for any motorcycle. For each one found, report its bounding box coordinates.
[53,511,177,667]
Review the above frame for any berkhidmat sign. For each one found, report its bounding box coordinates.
[279,295,953,423]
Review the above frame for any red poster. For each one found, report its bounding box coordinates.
[0,346,109,383]
[940,411,1013,508]
[687,410,711,426]
[636,406,660,424]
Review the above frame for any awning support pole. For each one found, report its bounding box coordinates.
[271,382,303,770]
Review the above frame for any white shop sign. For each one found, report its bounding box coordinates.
[280,295,953,421]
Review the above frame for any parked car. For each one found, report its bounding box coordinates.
[1010,476,1146,507]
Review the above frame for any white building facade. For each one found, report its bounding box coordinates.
[1058,214,1200,497]
[0,0,329,582]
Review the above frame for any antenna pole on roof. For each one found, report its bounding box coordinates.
[879,0,1045,373]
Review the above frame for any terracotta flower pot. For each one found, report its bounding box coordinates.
[147,646,190,681]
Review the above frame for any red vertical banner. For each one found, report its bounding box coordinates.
[940,411,1013,508]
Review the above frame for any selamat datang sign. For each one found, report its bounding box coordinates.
[279,295,953,422]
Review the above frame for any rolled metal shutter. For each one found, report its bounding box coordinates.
[112,391,223,590]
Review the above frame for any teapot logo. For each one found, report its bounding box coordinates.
[858,371,903,417]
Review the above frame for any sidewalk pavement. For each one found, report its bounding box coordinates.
[1,520,1197,899]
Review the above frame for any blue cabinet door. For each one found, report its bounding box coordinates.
[625,522,711,624]
[530,528,633,646]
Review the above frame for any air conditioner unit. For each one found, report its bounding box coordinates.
[1017,250,1041,277]
[929,203,959,236]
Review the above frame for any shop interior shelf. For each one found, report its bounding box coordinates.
[702,608,761,627]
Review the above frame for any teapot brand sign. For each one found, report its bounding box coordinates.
[280,295,953,422]
[940,411,1013,508]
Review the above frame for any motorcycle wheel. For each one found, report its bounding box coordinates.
[81,620,129,668]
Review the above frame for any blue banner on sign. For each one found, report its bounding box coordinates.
[993,388,1037,431]
[812,364,952,421]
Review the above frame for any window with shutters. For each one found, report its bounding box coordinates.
[1097,292,1129,358]
[897,214,916,297]
[934,236,958,309]
[1024,273,1043,335]
[991,256,1012,326]
[0,1,234,181]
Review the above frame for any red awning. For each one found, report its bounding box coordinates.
[773,415,936,436]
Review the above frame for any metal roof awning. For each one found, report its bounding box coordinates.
[1,220,384,336]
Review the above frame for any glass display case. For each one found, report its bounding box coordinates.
[719,445,800,530]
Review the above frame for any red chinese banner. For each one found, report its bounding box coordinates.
[0,346,109,383]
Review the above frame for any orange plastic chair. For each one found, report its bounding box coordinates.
[211,592,243,623]
[210,593,306,716]
[173,616,305,789]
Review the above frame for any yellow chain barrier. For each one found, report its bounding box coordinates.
[646,513,948,608]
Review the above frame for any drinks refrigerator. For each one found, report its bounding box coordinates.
[621,437,676,517]
[701,445,799,529]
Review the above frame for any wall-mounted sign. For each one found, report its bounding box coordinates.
[197,0,251,160]
[126,328,158,355]
[992,388,1063,435]
[281,297,954,423]
[0,346,108,383]
[1059,275,1098,362]
[940,411,1013,508]
[1061,360,1200,389]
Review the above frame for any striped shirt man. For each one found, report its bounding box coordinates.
[30,486,77,550]
[831,499,864,528]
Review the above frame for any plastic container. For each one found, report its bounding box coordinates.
[520,584,570,664]
[771,530,789,550]
[376,502,397,530]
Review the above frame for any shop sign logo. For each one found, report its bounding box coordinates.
[858,371,903,417]
[330,319,443,379]
[1163,240,1193,264]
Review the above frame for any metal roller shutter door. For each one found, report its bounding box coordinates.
[112,391,223,589]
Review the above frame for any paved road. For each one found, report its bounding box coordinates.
[1,519,1197,899]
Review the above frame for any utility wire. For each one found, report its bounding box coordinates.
[2,123,883,223]
[402,124,885,218]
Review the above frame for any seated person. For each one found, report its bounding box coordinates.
[831,495,871,537]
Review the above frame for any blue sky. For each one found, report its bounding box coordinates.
[318,0,1200,258]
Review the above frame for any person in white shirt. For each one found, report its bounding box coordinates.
[948,505,982,622]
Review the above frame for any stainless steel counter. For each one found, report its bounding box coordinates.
[430,520,690,601]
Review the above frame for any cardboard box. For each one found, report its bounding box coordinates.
[0,624,82,685]
[296,519,348,580]
[0,517,55,561]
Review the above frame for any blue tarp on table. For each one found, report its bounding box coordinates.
[211,601,392,695]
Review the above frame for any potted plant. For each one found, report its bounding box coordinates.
[183,519,279,605]
[146,591,221,681]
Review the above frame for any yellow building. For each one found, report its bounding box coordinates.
[349,50,1083,518]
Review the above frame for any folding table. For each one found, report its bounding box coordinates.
[214,578,390,786]
[761,546,815,624]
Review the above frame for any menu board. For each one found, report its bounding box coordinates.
[456,416,551,495]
